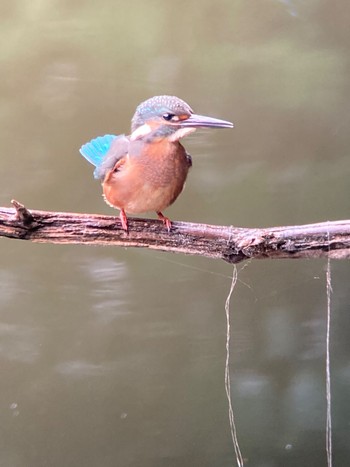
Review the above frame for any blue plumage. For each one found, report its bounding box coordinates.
[80,134,123,180]
[79,134,117,167]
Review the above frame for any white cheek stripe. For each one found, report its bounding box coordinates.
[130,124,196,142]
[130,123,152,141]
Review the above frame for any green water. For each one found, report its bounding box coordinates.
[1,1,350,466]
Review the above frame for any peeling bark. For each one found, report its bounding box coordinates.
[0,200,349,263]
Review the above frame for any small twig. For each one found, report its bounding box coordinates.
[1,200,350,263]
[11,199,35,225]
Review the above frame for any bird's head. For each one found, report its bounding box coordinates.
[130,95,233,142]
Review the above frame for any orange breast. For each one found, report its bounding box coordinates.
[102,140,190,214]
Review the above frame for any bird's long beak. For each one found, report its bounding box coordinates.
[180,113,234,129]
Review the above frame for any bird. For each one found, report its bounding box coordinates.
[79,95,233,232]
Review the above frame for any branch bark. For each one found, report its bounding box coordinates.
[1,200,349,263]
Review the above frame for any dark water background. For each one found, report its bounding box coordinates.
[1,1,350,466]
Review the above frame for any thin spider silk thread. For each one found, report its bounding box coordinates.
[326,252,333,466]
[225,265,244,467]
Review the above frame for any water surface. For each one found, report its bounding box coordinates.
[1,1,350,466]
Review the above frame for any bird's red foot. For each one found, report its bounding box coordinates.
[157,211,172,232]
[119,209,128,231]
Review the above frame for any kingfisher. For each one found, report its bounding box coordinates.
[80,95,233,231]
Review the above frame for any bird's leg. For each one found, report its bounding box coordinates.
[119,209,129,231]
[156,211,172,232]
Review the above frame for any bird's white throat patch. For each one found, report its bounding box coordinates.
[168,127,196,142]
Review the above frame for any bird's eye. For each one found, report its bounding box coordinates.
[162,113,175,121]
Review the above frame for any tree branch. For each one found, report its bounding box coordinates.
[0,200,349,263]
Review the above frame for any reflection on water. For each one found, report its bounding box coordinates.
[278,0,299,17]
[1,1,350,466]
[0,322,42,363]
[36,61,80,120]
[81,257,131,323]
[0,270,18,305]
[56,360,116,377]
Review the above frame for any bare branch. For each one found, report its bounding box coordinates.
[0,200,349,263]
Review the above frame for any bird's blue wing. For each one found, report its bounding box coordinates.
[79,134,118,168]
[80,134,130,180]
